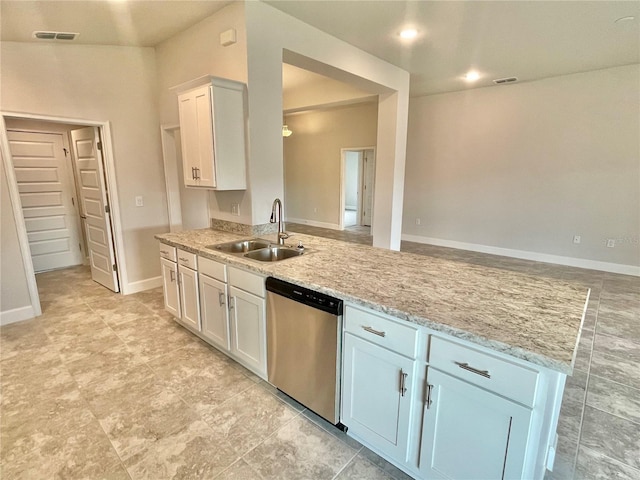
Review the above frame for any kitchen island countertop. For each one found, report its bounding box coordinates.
[156,228,589,374]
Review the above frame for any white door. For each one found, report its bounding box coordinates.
[361,149,375,227]
[178,265,200,331]
[420,368,532,480]
[341,332,415,464]
[229,286,266,377]
[161,258,180,318]
[199,274,230,351]
[70,127,119,292]
[7,130,83,272]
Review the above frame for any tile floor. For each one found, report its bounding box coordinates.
[1,265,411,480]
[1,228,639,480]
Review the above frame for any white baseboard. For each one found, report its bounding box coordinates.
[1,305,36,326]
[286,217,342,231]
[123,276,163,295]
[401,234,640,276]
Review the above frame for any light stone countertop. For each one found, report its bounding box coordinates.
[155,228,589,374]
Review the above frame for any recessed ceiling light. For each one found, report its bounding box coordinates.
[464,71,480,82]
[615,16,636,23]
[400,29,418,40]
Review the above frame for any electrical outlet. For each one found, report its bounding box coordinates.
[415,218,421,226]
[573,235,581,244]
[313,207,318,213]
[231,203,240,216]
[135,196,143,207]
[607,239,616,248]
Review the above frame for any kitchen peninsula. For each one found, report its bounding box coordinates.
[156,227,589,480]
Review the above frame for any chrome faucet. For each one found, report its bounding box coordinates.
[270,198,289,245]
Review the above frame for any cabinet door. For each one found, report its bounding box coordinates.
[420,368,532,480]
[177,86,216,188]
[228,286,266,377]
[178,265,201,331]
[199,274,230,351]
[160,258,180,319]
[341,332,416,464]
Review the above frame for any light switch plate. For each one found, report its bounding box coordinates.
[135,196,143,207]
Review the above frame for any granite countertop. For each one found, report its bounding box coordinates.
[156,228,589,374]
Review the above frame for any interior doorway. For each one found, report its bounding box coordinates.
[3,116,121,293]
[341,147,375,231]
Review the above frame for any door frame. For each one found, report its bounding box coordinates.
[0,111,127,315]
[340,146,375,231]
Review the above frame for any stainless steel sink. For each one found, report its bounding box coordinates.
[244,246,305,262]
[208,239,271,253]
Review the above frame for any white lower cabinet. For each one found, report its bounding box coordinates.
[160,257,180,318]
[228,285,266,376]
[178,264,200,331]
[199,273,229,350]
[419,368,532,480]
[342,332,417,465]
[341,304,562,480]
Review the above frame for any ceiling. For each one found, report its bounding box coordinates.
[1,1,638,96]
[0,0,234,47]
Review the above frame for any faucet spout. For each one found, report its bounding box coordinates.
[270,198,286,245]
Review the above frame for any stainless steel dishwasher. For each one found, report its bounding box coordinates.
[266,277,345,427]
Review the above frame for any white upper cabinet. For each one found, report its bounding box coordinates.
[175,76,247,190]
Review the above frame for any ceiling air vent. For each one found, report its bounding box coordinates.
[33,31,79,41]
[493,77,518,85]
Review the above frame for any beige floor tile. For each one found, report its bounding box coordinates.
[216,458,264,479]
[1,390,95,462]
[586,375,640,424]
[243,415,358,480]
[80,364,165,418]
[575,445,640,480]
[201,383,300,456]
[124,420,239,480]
[335,454,397,480]
[0,419,127,480]
[66,342,146,387]
[99,390,199,462]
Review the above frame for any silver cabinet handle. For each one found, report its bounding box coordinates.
[228,296,234,310]
[160,250,169,256]
[363,326,386,337]
[218,292,225,307]
[191,167,196,180]
[169,270,175,282]
[426,383,433,409]
[178,257,189,263]
[400,369,408,397]
[454,361,491,379]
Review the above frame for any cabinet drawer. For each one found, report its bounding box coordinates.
[177,249,197,270]
[429,336,539,407]
[228,266,265,298]
[159,243,176,261]
[199,256,227,282]
[344,305,419,358]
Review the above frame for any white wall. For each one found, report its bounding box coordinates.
[154,2,250,226]
[1,41,167,288]
[245,1,410,248]
[403,64,640,272]
[0,157,34,324]
[284,103,377,227]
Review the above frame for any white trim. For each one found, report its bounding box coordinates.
[0,116,42,318]
[286,217,341,231]
[401,234,640,276]
[160,124,183,232]
[340,146,375,232]
[0,306,36,326]
[124,276,163,295]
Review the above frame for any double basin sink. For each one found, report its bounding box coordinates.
[207,239,306,262]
